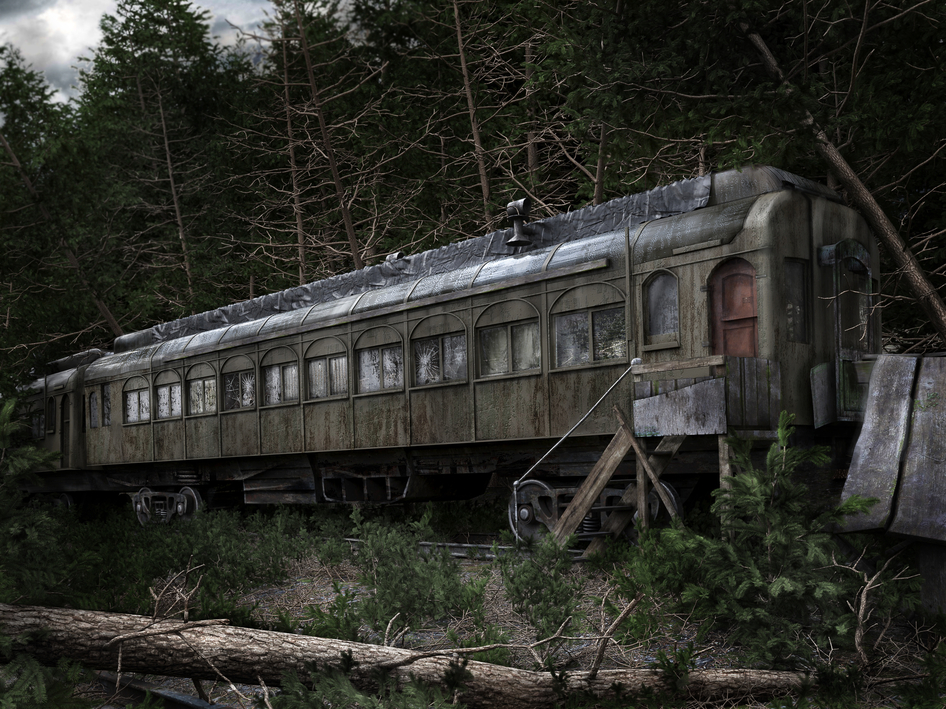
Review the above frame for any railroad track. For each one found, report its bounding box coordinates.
[94,672,241,709]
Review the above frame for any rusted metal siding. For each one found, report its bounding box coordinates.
[154,421,184,460]
[548,365,632,436]
[121,424,152,464]
[410,385,472,445]
[185,416,219,459]
[304,400,352,450]
[261,407,303,454]
[221,412,259,457]
[474,376,548,440]
[353,394,409,448]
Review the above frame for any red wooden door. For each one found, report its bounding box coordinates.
[710,259,758,357]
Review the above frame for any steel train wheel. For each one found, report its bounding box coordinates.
[176,486,202,521]
[508,480,556,541]
[133,487,152,526]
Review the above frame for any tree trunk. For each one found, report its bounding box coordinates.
[742,24,946,347]
[0,603,807,708]
[292,0,363,270]
[0,130,125,337]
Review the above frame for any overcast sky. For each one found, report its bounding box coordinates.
[0,0,271,102]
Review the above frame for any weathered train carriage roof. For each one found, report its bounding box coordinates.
[110,165,838,355]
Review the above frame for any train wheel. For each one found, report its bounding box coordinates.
[133,487,152,526]
[633,481,683,528]
[175,487,202,521]
[508,480,556,541]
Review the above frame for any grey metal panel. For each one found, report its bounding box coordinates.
[351,281,415,314]
[184,327,229,352]
[302,294,361,324]
[219,318,269,344]
[633,378,727,436]
[810,362,836,428]
[45,369,76,390]
[258,306,313,336]
[473,251,548,287]
[151,337,194,366]
[889,357,946,542]
[708,165,841,206]
[408,264,483,302]
[635,198,755,264]
[841,355,918,532]
[546,232,624,271]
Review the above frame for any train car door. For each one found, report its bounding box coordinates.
[710,258,758,357]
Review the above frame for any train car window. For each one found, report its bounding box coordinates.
[478,321,540,376]
[308,355,348,398]
[31,412,45,439]
[224,371,256,410]
[123,377,151,424]
[643,271,679,347]
[263,363,300,405]
[261,348,300,406]
[784,259,810,344]
[154,372,183,420]
[357,346,403,393]
[186,363,217,415]
[413,334,467,385]
[46,397,55,433]
[102,383,111,426]
[553,306,626,368]
[839,256,871,352]
[89,390,99,428]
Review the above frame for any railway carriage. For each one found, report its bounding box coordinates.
[24,165,880,535]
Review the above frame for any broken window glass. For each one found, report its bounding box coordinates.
[554,312,590,367]
[593,308,626,360]
[414,338,441,385]
[443,334,466,381]
[224,371,255,410]
[479,326,508,376]
[89,391,99,429]
[102,384,111,426]
[512,322,540,371]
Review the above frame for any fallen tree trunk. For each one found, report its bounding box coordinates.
[0,603,807,708]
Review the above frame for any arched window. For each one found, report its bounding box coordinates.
[88,390,99,429]
[305,338,349,399]
[222,355,256,411]
[475,300,541,378]
[154,371,183,419]
[411,315,467,386]
[551,285,626,368]
[642,271,679,349]
[123,376,151,423]
[186,363,217,415]
[354,327,403,393]
[261,347,299,406]
[45,397,55,433]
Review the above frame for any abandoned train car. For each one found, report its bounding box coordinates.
[24,165,880,533]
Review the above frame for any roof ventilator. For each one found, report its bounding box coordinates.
[505,197,533,247]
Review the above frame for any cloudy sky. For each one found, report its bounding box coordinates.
[0,0,271,102]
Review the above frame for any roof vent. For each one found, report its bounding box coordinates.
[505,197,532,247]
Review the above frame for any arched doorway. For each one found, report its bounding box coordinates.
[709,258,758,357]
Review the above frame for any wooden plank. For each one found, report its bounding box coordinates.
[633,378,727,436]
[744,358,760,428]
[766,360,781,430]
[551,426,634,543]
[614,406,678,519]
[583,434,687,557]
[841,355,918,532]
[631,355,726,376]
[889,357,946,542]
[726,357,744,428]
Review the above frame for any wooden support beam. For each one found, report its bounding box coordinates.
[613,406,679,519]
[583,434,686,557]
[551,425,634,543]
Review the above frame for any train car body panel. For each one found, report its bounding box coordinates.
[24,166,881,518]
